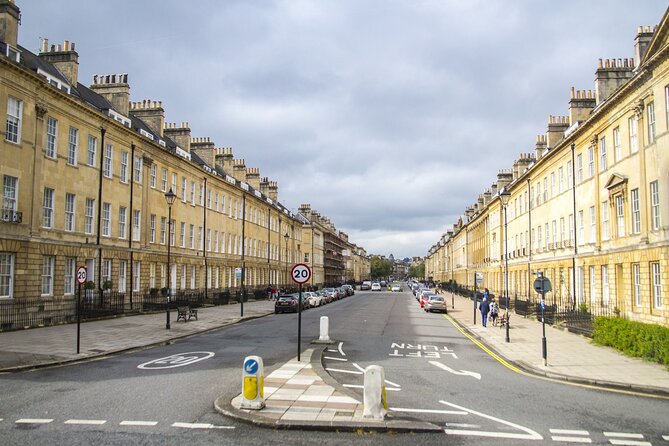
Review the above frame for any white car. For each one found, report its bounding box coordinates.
[371,282,382,291]
[305,292,321,307]
[391,284,402,292]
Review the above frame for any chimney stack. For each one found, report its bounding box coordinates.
[634,25,654,67]
[0,0,20,48]
[594,58,634,105]
[496,170,513,191]
[298,203,312,216]
[268,181,278,202]
[546,115,570,149]
[245,167,261,190]
[190,137,215,166]
[232,159,247,182]
[90,73,130,116]
[214,147,234,173]
[569,87,596,125]
[39,39,79,86]
[535,135,547,160]
[129,100,165,137]
[163,122,191,153]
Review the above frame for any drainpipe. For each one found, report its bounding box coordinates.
[97,126,106,296]
[203,177,208,301]
[571,143,578,310]
[128,142,135,307]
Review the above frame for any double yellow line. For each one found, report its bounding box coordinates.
[442,313,669,400]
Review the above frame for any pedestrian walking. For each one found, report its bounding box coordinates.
[479,297,490,327]
[489,297,499,326]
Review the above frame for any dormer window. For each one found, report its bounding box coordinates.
[36,68,71,94]
[108,109,131,128]
[139,128,154,141]
[2,42,20,63]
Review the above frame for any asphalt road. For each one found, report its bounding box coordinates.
[0,288,667,446]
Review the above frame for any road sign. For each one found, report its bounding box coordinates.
[76,266,87,284]
[235,267,242,280]
[533,276,552,294]
[244,358,259,374]
[291,263,312,284]
[475,272,483,284]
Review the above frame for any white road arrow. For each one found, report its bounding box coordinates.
[429,360,481,380]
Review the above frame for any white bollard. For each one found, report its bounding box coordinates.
[319,316,331,342]
[363,365,387,420]
[240,355,265,410]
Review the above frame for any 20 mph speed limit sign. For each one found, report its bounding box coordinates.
[76,266,87,284]
[290,263,312,284]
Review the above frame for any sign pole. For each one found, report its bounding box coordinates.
[77,281,81,354]
[473,272,477,325]
[298,283,302,362]
[541,273,547,366]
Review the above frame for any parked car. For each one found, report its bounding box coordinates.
[420,292,437,308]
[275,295,299,313]
[342,284,355,296]
[361,281,372,290]
[317,290,331,304]
[371,282,382,291]
[336,287,347,298]
[424,296,448,313]
[305,291,322,308]
[323,288,338,301]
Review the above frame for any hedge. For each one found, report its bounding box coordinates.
[593,317,669,368]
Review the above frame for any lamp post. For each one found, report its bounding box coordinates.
[284,232,290,288]
[499,187,511,342]
[164,188,177,329]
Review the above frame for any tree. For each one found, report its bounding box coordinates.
[370,256,393,279]
[408,262,425,279]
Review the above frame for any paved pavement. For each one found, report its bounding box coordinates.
[1,292,668,432]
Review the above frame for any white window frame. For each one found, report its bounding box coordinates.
[46,117,57,158]
[589,206,596,243]
[647,102,656,144]
[85,198,95,234]
[587,146,594,178]
[576,154,583,184]
[119,260,127,293]
[104,144,113,178]
[41,256,55,296]
[599,136,606,172]
[120,150,128,183]
[650,180,660,230]
[133,209,141,241]
[180,222,186,248]
[87,135,97,167]
[102,202,112,237]
[64,257,76,295]
[67,127,78,165]
[133,261,141,292]
[189,224,194,249]
[629,115,638,153]
[150,164,157,188]
[631,189,640,234]
[160,217,166,244]
[615,195,624,238]
[6,96,22,144]
[65,192,75,232]
[161,168,168,192]
[613,127,621,163]
[652,262,662,309]
[0,252,14,298]
[134,155,142,183]
[602,201,609,240]
[43,187,54,228]
[633,263,641,307]
[3,175,18,216]
[602,265,609,306]
[150,214,156,243]
[181,177,187,203]
[118,206,127,239]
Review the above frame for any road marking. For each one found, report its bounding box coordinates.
[390,407,468,415]
[608,441,651,446]
[337,342,346,356]
[550,430,590,435]
[552,436,592,443]
[16,419,53,424]
[324,356,348,362]
[172,422,234,430]
[442,314,669,400]
[663,435,669,440]
[325,367,362,375]
[352,363,366,373]
[429,360,481,380]
[444,423,482,428]
[64,419,107,425]
[604,433,644,439]
[138,351,215,370]
[120,420,158,426]
[439,400,542,440]
[344,384,400,391]
[384,379,401,388]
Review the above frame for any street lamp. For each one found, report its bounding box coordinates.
[164,188,177,329]
[499,187,511,343]
[284,232,290,288]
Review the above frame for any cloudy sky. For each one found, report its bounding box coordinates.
[18,1,667,259]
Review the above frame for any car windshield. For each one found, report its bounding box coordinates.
[429,297,444,302]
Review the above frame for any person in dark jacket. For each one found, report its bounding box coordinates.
[479,297,490,327]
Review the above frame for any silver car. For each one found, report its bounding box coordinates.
[424,296,448,313]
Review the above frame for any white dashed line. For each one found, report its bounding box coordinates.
[337,342,346,356]
[120,420,158,426]
[663,435,669,441]
[552,436,592,443]
[384,379,401,388]
[390,407,468,415]
[323,356,348,362]
[325,367,362,375]
[343,384,400,391]
[551,430,590,435]
[16,419,53,424]
[444,423,482,428]
[64,419,106,425]
[604,433,644,439]
[608,441,650,446]
[172,422,234,430]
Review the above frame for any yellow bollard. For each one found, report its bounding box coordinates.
[240,356,265,410]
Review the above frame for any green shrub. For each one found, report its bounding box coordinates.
[593,317,669,368]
